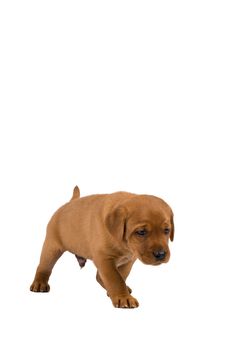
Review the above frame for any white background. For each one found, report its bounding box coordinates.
[0,0,232,349]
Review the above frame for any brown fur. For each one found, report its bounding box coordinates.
[30,186,174,308]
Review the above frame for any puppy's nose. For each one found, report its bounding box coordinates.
[153,250,166,261]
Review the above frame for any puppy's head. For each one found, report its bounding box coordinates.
[105,195,174,266]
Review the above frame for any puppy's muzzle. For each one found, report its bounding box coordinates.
[153,250,167,261]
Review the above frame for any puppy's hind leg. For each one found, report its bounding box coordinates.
[30,239,63,293]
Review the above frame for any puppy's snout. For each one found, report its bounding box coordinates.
[153,250,166,261]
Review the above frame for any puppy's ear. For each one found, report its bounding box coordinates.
[170,214,175,241]
[105,206,127,241]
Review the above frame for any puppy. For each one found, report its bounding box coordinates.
[30,186,174,308]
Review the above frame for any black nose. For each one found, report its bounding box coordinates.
[153,250,166,261]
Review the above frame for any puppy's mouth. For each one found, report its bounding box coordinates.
[138,253,170,266]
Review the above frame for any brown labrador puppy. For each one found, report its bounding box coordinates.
[30,186,174,308]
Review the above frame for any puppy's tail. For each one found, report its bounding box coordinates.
[70,185,80,201]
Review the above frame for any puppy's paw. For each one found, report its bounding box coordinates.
[111,294,139,309]
[30,281,50,293]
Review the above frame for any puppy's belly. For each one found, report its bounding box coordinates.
[62,235,92,260]
[51,213,94,259]
[54,224,92,259]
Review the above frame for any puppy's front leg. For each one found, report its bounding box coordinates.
[95,258,139,308]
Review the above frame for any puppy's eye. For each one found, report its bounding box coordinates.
[135,229,147,236]
[164,228,170,235]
